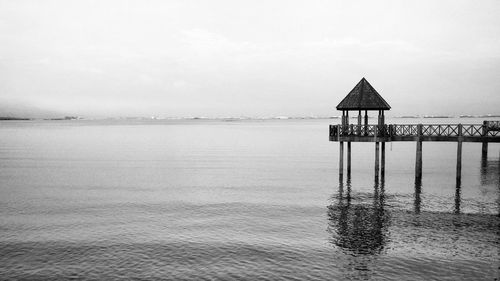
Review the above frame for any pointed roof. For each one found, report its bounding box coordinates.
[336,78,391,110]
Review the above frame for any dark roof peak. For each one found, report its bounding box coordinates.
[336,78,391,110]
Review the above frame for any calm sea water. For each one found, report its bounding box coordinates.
[1,118,499,280]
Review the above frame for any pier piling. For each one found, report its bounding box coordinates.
[339,141,344,179]
[347,142,351,177]
[375,142,380,179]
[381,142,386,180]
[415,141,423,182]
[482,121,488,158]
[482,142,488,158]
[415,124,423,182]
[456,140,462,185]
[456,124,463,185]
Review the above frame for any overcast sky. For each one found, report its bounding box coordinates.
[1,0,499,117]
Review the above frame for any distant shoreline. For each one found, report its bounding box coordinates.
[2,115,500,121]
[0,117,32,120]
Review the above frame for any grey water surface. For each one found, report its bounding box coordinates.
[1,118,499,280]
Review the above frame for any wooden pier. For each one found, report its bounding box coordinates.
[330,78,500,182]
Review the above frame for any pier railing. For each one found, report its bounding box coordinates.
[329,122,500,141]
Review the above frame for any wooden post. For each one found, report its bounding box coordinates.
[339,141,344,179]
[382,112,386,136]
[482,121,488,158]
[357,110,362,135]
[347,142,351,177]
[415,124,423,182]
[482,142,488,158]
[375,142,380,180]
[341,111,345,134]
[456,124,463,185]
[381,142,385,180]
[364,110,368,136]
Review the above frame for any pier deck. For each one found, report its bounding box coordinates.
[329,121,500,143]
[331,121,500,182]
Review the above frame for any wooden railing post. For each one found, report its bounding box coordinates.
[330,125,338,140]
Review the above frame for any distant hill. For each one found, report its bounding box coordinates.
[0,101,64,119]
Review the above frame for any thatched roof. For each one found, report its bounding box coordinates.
[336,78,391,110]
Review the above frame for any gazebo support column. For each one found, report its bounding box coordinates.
[357,110,362,135]
[364,110,368,136]
[341,110,345,133]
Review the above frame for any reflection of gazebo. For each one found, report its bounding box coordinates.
[327,204,388,255]
[336,77,391,131]
[327,191,390,255]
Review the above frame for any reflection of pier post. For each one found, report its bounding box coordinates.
[338,173,352,201]
[455,181,461,214]
[414,179,422,214]
[347,174,352,201]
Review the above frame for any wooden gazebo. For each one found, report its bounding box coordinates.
[333,77,391,180]
[336,77,391,130]
[330,77,500,187]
